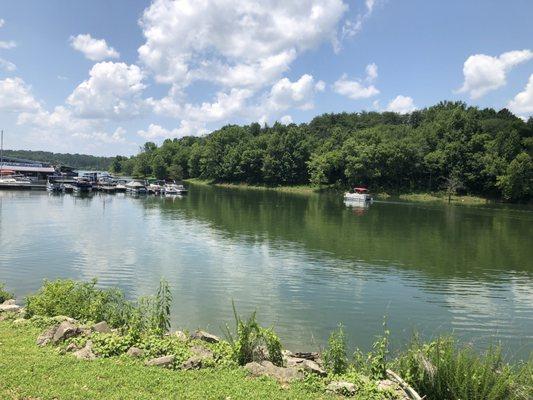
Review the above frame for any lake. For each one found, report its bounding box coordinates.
[0,186,531,357]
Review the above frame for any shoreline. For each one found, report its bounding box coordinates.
[185,179,494,205]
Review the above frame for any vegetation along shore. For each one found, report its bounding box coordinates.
[109,102,532,203]
[0,280,531,400]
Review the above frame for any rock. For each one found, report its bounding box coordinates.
[293,351,320,361]
[0,304,21,313]
[2,299,16,306]
[73,340,96,360]
[37,326,58,346]
[174,330,188,341]
[378,379,409,399]
[146,355,175,368]
[326,381,357,396]
[301,359,327,376]
[65,342,80,352]
[52,321,79,344]
[92,321,111,334]
[180,356,205,370]
[190,345,214,359]
[244,361,304,384]
[191,330,220,343]
[126,346,144,358]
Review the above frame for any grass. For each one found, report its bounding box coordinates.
[0,321,333,400]
[185,178,325,195]
[374,192,489,205]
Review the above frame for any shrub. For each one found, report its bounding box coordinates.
[25,279,131,327]
[394,336,533,400]
[353,321,390,379]
[324,324,348,375]
[224,302,283,366]
[0,283,14,303]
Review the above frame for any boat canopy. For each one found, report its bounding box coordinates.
[353,187,369,192]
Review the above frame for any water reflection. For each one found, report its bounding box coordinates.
[0,188,531,355]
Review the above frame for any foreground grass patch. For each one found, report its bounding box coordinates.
[0,322,331,400]
[185,178,326,195]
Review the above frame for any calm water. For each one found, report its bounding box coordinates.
[1,187,532,356]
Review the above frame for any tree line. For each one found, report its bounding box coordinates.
[3,149,114,171]
[110,101,532,202]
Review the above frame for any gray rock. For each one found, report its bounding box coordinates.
[174,330,188,341]
[92,321,111,334]
[127,346,144,358]
[0,304,21,313]
[191,330,220,343]
[37,326,58,346]
[252,345,270,362]
[293,351,320,361]
[52,321,79,344]
[180,356,205,370]
[65,342,80,352]
[145,355,175,368]
[326,381,357,396]
[244,361,304,383]
[378,379,410,399]
[1,299,16,306]
[301,359,327,376]
[73,340,96,360]
[190,345,214,359]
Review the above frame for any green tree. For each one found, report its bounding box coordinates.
[497,152,532,201]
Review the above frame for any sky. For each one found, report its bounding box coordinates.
[0,0,532,156]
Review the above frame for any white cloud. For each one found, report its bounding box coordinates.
[508,74,533,116]
[0,19,5,28]
[73,127,127,144]
[0,57,16,71]
[138,0,347,89]
[138,122,207,140]
[0,40,16,50]
[0,77,41,112]
[265,74,323,112]
[70,34,120,61]
[386,95,416,114]
[458,50,533,99]
[340,0,377,43]
[67,62,146,119]
[280,115,293,124]
[333,64,379,99]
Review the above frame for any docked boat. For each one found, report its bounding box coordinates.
[148,180,165,195]
[125,180,147,194]
[164,182,188,195]
[46,177,63,192]
[344,187,372,202]
[72,177,93,193]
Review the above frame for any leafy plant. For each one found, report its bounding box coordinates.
[0,282,14,303]
[152,279,172,336]
[394,336,532,400]
[224,302,283,366]
[25,279,130,327]
[353,319,390,379]
[324,323,348,375]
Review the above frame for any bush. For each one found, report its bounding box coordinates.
[394,336,533,400]
[224,302,283,366]
[353,321,390,379]
[25,279,131,328]
[0,282,14,303]
[324,324,348,375]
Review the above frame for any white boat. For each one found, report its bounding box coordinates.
[125,180,147,194]
[46,178,63,192]
[164,182,188,195]
[344,187,372,202]
[148,181,165,194]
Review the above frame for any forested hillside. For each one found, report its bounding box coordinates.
[110,102,533,202]
[3,150,114,170]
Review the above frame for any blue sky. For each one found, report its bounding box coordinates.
[1,0,532,156]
